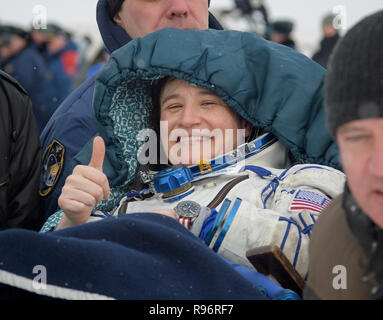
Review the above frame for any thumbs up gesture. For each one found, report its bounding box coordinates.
[57,136,111,230]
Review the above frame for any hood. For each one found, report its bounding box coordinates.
[92,28,339,200]
[82,28,341,212]
[96,0,223,54]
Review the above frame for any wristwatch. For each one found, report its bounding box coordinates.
[174,200,201,229]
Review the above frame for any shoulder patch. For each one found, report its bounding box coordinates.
[40,140,65,197]
[288,189,331,214]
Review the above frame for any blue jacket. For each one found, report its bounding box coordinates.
[39,0,225,221]
[43,40,78,115]
[1,44,48,133]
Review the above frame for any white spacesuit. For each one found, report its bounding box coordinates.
[93,133,345,278]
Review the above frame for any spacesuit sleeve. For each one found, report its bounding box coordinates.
[206,164,346,279]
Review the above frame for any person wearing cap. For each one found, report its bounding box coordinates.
[42,23,79,117]
[270,20,296,49]
[0,70,43,231]
[312,13,340,69]
[38,0,224,222]
[304,10,383,300]
[30,27,48,55]
[0,25,48,133]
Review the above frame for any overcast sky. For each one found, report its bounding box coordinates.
[0,0,382,56]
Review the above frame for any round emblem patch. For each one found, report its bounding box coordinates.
[40,140,65,197]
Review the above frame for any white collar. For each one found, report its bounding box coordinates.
[188,133,289,181]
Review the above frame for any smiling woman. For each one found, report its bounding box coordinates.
[155,77,251,166]
[39,28,348,286]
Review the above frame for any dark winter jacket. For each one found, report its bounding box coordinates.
[1,43,48,133]
[312,34,340,69]
[39,0,224,221]
[304,185,383,299]
[0,70,43,230]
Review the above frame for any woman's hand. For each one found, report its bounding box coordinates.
[57,136,110,230]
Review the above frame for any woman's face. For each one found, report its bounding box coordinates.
[159,78,249,166]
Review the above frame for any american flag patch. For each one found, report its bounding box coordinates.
[289,189,330,214]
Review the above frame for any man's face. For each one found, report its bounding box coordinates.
[0,35,25,60]
[271,32,287,44]
[47,35,68,54]
[0,45,12,60]
[113,0,209,39]
[337,118,383,228]
[31,30,47,45]
[323,24,337,38]
[159,78,249,166]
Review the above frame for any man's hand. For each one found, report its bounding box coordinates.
[57,136,110,230]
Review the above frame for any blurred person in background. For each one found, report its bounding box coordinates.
[73,45,110,89]
[30,27,48,54]
[0,25,48,133]
[72,34,93,79]
[234,0,269,37]
[269,20,296,49]
[86,47,110,79]
[42,23,79,117]
[312,13,341,69]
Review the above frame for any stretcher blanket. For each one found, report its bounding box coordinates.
[0,213,266,300]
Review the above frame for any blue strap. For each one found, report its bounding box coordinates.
[199,209,219,241]
[239,164,280,209]
[114,187,153,208]
[124,187,153,199]
[212,198,242,252]
[278,217,302,268]
[204,199,231,246]
[261,177,280,209]
[238,165,272,178]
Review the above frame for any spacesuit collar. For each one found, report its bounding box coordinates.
[188,132,289,179]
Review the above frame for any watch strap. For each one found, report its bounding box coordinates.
[178,217,192,229]
[190,206,211,237]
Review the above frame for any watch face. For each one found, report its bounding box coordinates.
[176,201,201,218]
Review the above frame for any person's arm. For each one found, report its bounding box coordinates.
[57,136,110,230]
[5,80,43,230]
[40,74,99,220]
[57,135,176,231]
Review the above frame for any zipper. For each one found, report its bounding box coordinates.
[207,174,249,209]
